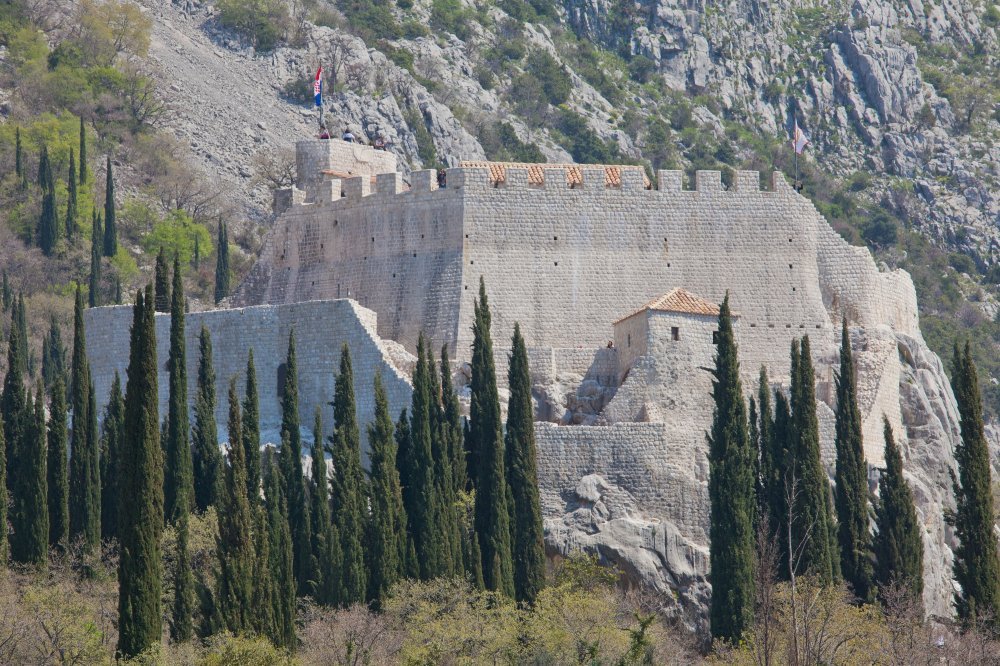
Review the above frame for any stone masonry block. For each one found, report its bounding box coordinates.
[732,171,760,192]
[621,169,645,191]
[657,170,683,191]
[695,170,722,192]
[342,175,370,199]
[376,172,403,196]
[505,168,529,188]
[411,169,437,191]
[581,168,607,189]
[316,178,341,204]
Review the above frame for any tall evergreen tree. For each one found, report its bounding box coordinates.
[42,316,65,390]
[756,369,780,529]
[401,334,442,578]
[395,408,420,580]
[874,418,923,608]
[100,373,124,542]
[87,379,100,541]
[103,156,117,257]
[216,379,254,634]
[279,331,313,594]
[330,344,368,604]
[441,345,466,495]
[242,350,261,507]
[367,373,406,606]
[38,144,58,255]
[470,279,515,597]
[89,211,102,307]
[309,407,333,603]
[505,324,546,604]
[264,449,296,648]
[69,286,100,551]
[117,286,163,659]
[950,342,1000,626]
[214,221,230,304]
[0,410,6,563]
[834,320,874,602]
[48,375,69,550]
[14,126,23,184]
[250,503,275,640]
[2,295,28,489]
[192,326,222,512]
[427,345,462,576]
[1,270,11,311]
[154,248,171,313]
[789,337,838,584]
[707,295,755,642]
[164,256,192,522]
[171,484,195,642]
[66,147,78,240]
[78,116,88,185]
[11,385,48,565]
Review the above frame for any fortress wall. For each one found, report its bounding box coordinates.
[295,140,397,199]
[239,176,467,353]
[84,299,414,458]
[534,422,710,543]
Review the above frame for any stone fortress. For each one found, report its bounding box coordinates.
[86,138,962,620]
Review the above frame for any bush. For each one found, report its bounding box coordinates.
[627,55,656,83]
[526,51,572,105]
[336,0,401,41]
[558,110,619,164]
[478,121,545,163]
[508,73,548,117]
[142,208,214,269]
[430,0,476,41]
[860,209,899,248]
[217,0,290,52]
[404,108,438,168]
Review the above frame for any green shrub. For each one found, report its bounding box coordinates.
[280,72,313,105]
[142,209,213,269]
[557,110,619,164]
[627,55,656,83]
[382,43,415,73]
[508,73,548,116]
[860,209,898,248]
[430,0,476,40]
[526,51,572,105]
[404,108,438,168]
[337,0,402,40]
[217,0,289,52]
[478,122,545,163]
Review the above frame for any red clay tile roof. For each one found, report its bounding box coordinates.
[614,288,736,324]
[460,161,651,189]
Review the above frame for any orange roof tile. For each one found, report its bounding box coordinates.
[614,288,735,324]
[460,161,651,189]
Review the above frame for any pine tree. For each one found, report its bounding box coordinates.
[470,278,515,597]
[117,286,163,659]
[192,325,222,512]
[78,116,88,185]
[171,485,195,642]
[309,407,332,602]
[367,373,406,606]
[48,375,69,550]
[834,320,874,602]
[279,331,313,595]
[89,211,102,307]
[505,323,546,603]
[874,418,923,608]
[100,373,124,542]
[69,286,100,551]
[402,334,442,578]
[264,449,296,648]
[38,145,58,255]
[330,344,368,604]
[707,295,755,642]
[66,147,78,240]
[103,156,117,257]
[950,342,1000,626]
[11,385,48,565]
[243,350,262,507]
[789,337,838,584]
[216,379,254,634]
[154,248,171,313]
[164,256,193,523]
[214,221,230,304]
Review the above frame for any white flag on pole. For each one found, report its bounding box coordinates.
[792,120,809,155]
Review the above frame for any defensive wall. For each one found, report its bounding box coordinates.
[84,299,414,455]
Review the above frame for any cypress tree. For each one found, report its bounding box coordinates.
[470,278,515,597]
[2,295,28,491]
[11,385,48,566]
[14,126,23,184]
[1,270,11,311]
[117,286,163,659]
[243,350,261,507]
[216,379,254,634]
[331,344,368,603]
[505,323,546,604]
[0,410,6,563]
[264,448,296,648]
[441,345,466,494]
[154,248,171,313]
[789,337,838,584]
[279,331,313,594]
[395,408,420,580]
[69,286,100,551]
[89,211,102,307]
[38,144,58,255]
[66,147,77,240]
[874,418,923,608]
[367,373,406,606]
[757,369,780,531]
[950,342,1000,626]
[214,221,230,304]
[87,379,101,548]
[79,116,88,185]
[193,235,200,271]
[164,255,192,522]
[309,407,332,602]
[171,485,195,642]
[707,295,755,642]
[114,276,122,305]
[42,316,65,390]
[103,156,117,257]
[100,373,124,542]
[402,334,442,578]
[427,345,462,576]
[251,503,275,639]
[48,375,69,550]
[834,319,874,602]
[192,326,222,512]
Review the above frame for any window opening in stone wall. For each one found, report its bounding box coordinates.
[627,333,631,347]
[671,327,679,341]
[712,331,720,344]
[276,363,287,400]
[554,261,559,266]
[789,263,793,269]
[663,239,669,255]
